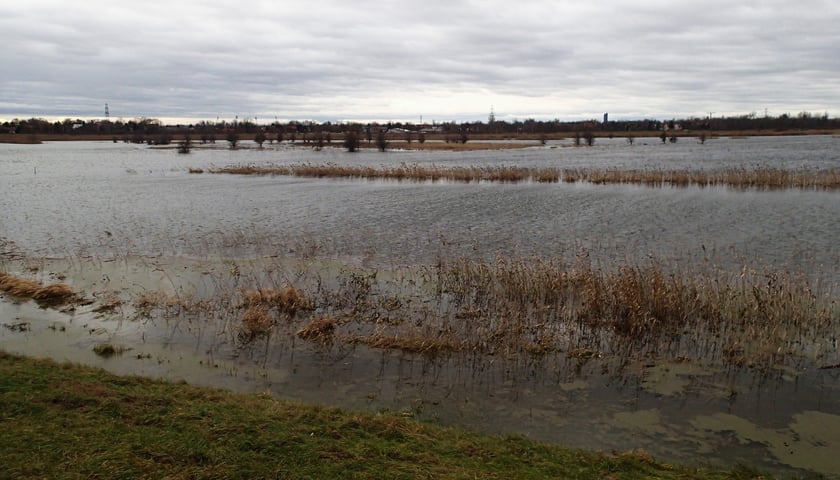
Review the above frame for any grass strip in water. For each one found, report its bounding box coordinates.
[206,163,840,190]
[0,351,775,480]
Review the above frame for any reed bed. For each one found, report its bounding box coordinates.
[209,163,840,190]
[431,256,838,368]
[121,252,838,372]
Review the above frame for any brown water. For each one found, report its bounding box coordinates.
[2,138,840,477]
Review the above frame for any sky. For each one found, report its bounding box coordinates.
[2,0,839,124]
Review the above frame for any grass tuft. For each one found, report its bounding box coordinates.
[0,272,76,306]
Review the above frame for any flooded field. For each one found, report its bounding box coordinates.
[2,136,840,477]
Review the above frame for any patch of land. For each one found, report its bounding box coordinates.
[0,350,774,479]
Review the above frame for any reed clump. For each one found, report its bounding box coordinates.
[0,272,75,306]
[240,306,273,340]
[117,251,838,371]
[433,256,838,367]
[132,291,210,317]
[208,163,840,190]
[240,286,311,316]
[92,342,127,357]
[297,316,337,342]
[350,332,464,354]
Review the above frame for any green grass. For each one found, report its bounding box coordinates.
[0,350,777,480]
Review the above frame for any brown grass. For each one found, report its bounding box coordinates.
[240,286,310,315]
[240,306,274,339]
[349,332,464,354]
[433,256,838,367]
[116,252,837,371]
[297,316,337,341]
[0,272,75,306]
[563,167,840,190]
[208,163,840,190]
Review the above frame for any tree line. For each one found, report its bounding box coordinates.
[4,111,839,140]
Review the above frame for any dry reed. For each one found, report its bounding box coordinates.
[0,272,75,306]
[208,163,840,190]
[297,316,337,341]
[116,251,837,371]
[240,287,310,316]
[240,306,273,339]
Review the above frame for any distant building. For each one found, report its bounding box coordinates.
[603,113,609,123]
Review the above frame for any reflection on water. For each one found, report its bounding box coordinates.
[2,137,840,477]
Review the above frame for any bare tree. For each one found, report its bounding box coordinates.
[254,131,266,148]
[344,131,360,152]
[583,131,595,146]
[376,130,388,151]
[227,131,240,149]
[177,135,192,154]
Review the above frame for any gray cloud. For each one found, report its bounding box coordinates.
[2,0,838,122]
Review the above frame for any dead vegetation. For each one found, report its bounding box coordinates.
[297,316,337,341]
[0,272,76,306]
[114,252,838,373]
[207,163,840,190]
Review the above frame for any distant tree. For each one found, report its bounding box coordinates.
[660,131,667,144]
[157,132,173,145]
[314,131,325,150]
[276,131,284,143]
[418,131,426,144]
[227,131,240,149]
[325,132,332,145]
[376,130,388,151]
[626,134,635,145]
[405,131,412,144]
[344,131,360,152]
[698,132,707,144]
[583,131,595,146]
[539,134,547,145]
[177,135,192,154]
[459,130,469,144]
[573,131,582,147]
[254,131,266,148]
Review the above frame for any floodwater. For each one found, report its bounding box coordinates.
[2,137,840,477]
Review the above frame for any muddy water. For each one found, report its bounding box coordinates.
[2,138,840,477]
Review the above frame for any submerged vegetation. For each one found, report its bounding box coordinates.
[0,271,76,306]
[0,351,774,479]
[207,163,840,190]
[117,251,839,374]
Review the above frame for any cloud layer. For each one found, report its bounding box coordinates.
[2,0,839,122]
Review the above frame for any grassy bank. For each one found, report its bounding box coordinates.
[0,351,776,479]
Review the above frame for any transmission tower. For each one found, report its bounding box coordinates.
[105,103,110,120]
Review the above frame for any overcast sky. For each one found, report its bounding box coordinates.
[2,0,839,123]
